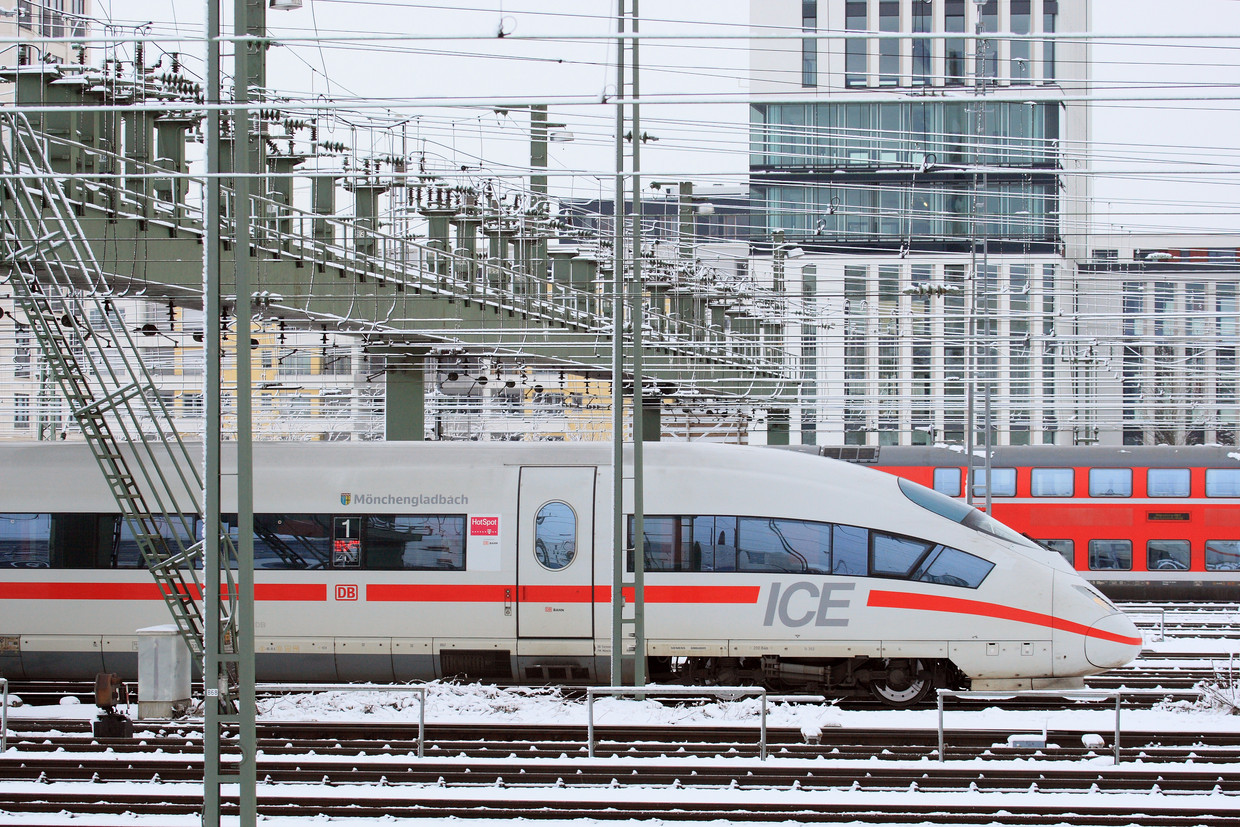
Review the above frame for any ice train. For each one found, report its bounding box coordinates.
[0,441,1141,706]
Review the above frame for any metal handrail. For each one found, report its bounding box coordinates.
[254,683,426,758]
[1,677,7,752]
[587,686,776,760]
[936,688,1123,764]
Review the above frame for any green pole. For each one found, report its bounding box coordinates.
[233,0,258,822]
[629,0,645,688]
[202,2,224,823]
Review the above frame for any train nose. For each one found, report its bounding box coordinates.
[1085,612,1144,669]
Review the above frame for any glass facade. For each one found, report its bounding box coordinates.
[750,100,1059,243]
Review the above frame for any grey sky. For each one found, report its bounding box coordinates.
[96,0,1240,234]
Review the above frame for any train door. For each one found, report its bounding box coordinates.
[517,466,596,639]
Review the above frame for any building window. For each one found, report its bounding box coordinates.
[801,0,817,87]
[878,0,900,87]
[978,1,999,83]
[14,331,31,379]
[845,1,867,87]
[945,0,966,84]
[1010,0,1032,84]
[14,393,30,430]
[912,1,931,86]
[1043,1,1057,81]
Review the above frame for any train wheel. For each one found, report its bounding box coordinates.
[867,659,933,707]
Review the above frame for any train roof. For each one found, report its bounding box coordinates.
[784,444,1240,468]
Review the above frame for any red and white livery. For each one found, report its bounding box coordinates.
[0,441,1140,706]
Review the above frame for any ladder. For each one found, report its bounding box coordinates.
[0,112,236,662]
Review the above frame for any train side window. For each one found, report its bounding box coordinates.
[1030,468,1074,497]
[534,503,576,571]
[1088,468,1132,498]
[0,513,51,567]
[695,515,738,572]
[1147,468,1190,498]
[631,515,679,572]
[49,514,114,568]
[1088,539,1132,571]
[254,514,332,569]
[366,515,466,571]
[738,518,830,574]
[1039,539,1074,566]
[912,545,994,588]
[1205,540,1240,571]
[1147,540,1190,571]
[1206,469,1240,498]
[932,467,962,497]
[871,531,934,578]
[831,524,869,576]
[118,514,200,568]
[972,467,1016,497]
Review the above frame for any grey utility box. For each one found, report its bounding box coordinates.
[137,625,191,719]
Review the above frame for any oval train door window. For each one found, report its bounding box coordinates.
[534,501,577,570]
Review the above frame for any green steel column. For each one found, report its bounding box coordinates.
[529,104,549,279]
[266,153,302,247]
[677,181,694,262]
[801,264,817,445]
[311,174,337,247]
[610,0,627,688]
[641,403,661,441]
[385,359,426,441]
[346,178,388,259]
[767,409,791,446]
[233,0,259,824]
[203,3,225,825]
[628,0,646,689]
[122,83,153,216]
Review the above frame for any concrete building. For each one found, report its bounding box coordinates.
[5,2,89,68]
[750,0,1090,446]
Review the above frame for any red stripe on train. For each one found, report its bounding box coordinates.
[2,582,761,605]
[369,584,761,604]
[0,582,325,602]
[866,589,1143,646]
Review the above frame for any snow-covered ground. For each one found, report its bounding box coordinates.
[3,634,1240,826]
[9,634,1240,732]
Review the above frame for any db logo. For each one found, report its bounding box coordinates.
[335,584,358,601]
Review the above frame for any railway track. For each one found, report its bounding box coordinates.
[4,720,1240,824]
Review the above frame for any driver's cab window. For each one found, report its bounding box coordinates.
[535,501,577,570]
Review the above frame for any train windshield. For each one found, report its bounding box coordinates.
[897,478,1040,550]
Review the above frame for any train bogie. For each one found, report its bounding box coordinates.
[0,441,1140,705]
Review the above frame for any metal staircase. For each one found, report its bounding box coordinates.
[0,112,236,661]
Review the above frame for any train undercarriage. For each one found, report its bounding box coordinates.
[650,655,968,707]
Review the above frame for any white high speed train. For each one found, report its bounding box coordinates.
[0,441,1140,706]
